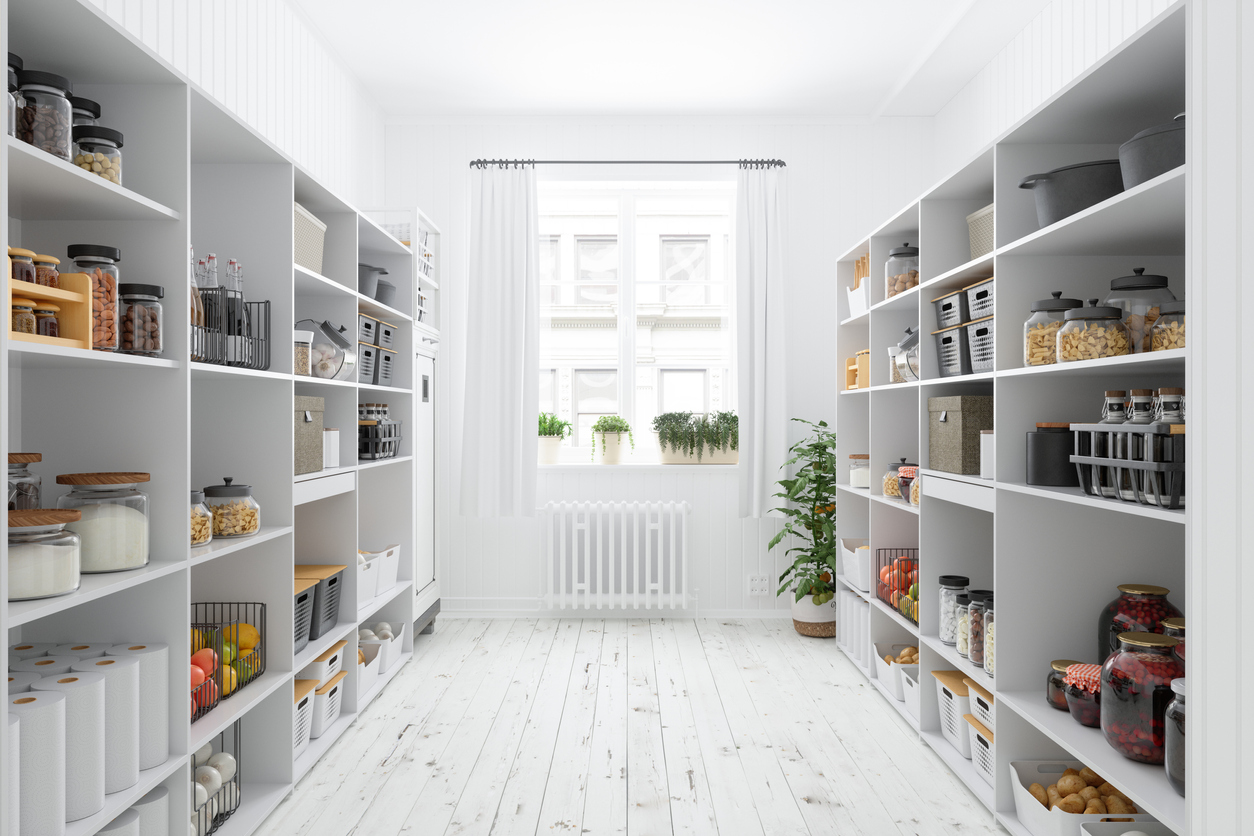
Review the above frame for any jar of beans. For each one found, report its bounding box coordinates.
[32,254,59,288]
[11,297,36,334]
[1097,583,1182,663]
[966,590,991,669]
[118,284,163,355]
[1165,677,1185,795]
[67,244,121,351]
[1047,659,1080,711]
[9,247,35,283]
[33,302,59,338]
[938,575,969,645]
[72,125,123,185]
[1162,617,1185,670]
[954,593,971,657]
[17,69,73,160]
[1063,663,1102,727]
[1101,632,1183,764]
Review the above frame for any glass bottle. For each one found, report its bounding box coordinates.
[190,247,206,361]
[954,593,971,658]
[7,452,42,510]
[1156,388,1185,423]
[1100,390,1128,423]
[938,575,969,645]
[1097,583,1182,662]
[1047,659,1079,712]
[57,473,151,572]
[1165,678,1185,796]
[1102,632,1183,764]
[1127,389,1156,424]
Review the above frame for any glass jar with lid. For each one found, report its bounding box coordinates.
[885,243,919,299]
[1057,299,1130,362]
[1097,583,1182,663]
[955,593,971,657]
[882,458,907,498]
[72,125,123,185]
[1100,390,1128,423]
[888,327,921,383]
[57,472,151,573]
[1125,389,1156,424]
[11,297,35,335]
[938,575,969,645]
[1165,678,1185,795]
[1156,388,1185,423]
[1102,632,1183,764]
[897,465,918,505]
[1047,659,1080,711]
[32,254,59,288]
[982,597,996,676]
[8,452,42,510]
[33,302,59,338]
[294,329,314,376]
[190,490,213,547]
[848,454,870,488]
[1024,291,1082,366]
[1151,299,1185,351]
[1162,616,1185,669]
[967,590,992,669]
[1064,663,1103,727]
[8,509,82,601]
[7,69,17,137]
[17,69,73,160]
[9,247,35,283]
[909,471,921,505]
[203,478,261,538]
[1105,267,1178,353]
[68,95,100,127]
[119,284,163,356]
[67,244,121,351]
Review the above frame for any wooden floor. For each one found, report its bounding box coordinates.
[258,619,1006,836]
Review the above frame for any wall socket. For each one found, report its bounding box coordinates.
[747,574,772,596]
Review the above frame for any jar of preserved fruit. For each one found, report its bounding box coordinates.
[954,593,971,657]
[7,452,42,510]
[882,458,907,499]
[1101,632,1183,764]
[1057,299,1130,362]
[1097,583,1182,662]
[8,247,35,283]
[982,598,996,676]
[885,243,919,299]
[1064,663,1102,727]
[938,575,969,645]
[7,509,82,601]
[57,472,151,573]
[11,297,36,335]
[1162,617,1185,669]
[1024,291,1082,366]
[1151,299,1185,351]
[1104,267,1177,353]
[190,490,213,547]
[897,465,918,504]
[32,254,59,288]
[1100,390,1128,423]
[67,244,121,351]
[967,590,992,669]
[17,70,73,160]
[1047,659,1080,711]
[1165,678,1185,796]
[33,302,59,338]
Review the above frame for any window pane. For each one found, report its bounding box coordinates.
[575,370,618,447]
[539,236,561,305]
[661,237,709,305]
[576,237,618,305]
[661,370,707,414]
[538,370,556,415]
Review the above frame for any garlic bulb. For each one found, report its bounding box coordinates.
[311,344,338,378]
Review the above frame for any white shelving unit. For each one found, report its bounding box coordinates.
[1,1,441,834]
[835,4,1188,835]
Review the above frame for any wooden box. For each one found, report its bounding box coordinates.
[6,273,93,350]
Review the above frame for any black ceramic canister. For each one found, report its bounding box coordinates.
[1027,423,1080,487]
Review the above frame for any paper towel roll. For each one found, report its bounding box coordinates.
[10,691,67,836]
[131,785,169,836]
[54,643,112,659]
[10,655,81,676]
[100,807,141,836]
[106,644,168,769]
[72,657,140,794]
[8,671,41,693]
[9,642,58,660]
[8,713,19,836]
[32,673,106,822]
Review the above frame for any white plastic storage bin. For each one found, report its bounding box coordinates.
[297,639,347,688]
[358,557,380,604]
[839,538,870,592]
[309,670,347,739]
[964,714,995,787]
[294,202,327,274]
[1079,824,1175,836]
[358,643,381,697]
[965,316,995,373]
[363,544,401,598]
[293,679,317,759]
[872,643,915,700]
[1010,761,1158,836]
[931,670,972,758]
[848,283,869,319]
[963,677,995,733]
[362,630,405,674]
[901,666,921,722]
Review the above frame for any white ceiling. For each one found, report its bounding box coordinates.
[292,0,1051,121]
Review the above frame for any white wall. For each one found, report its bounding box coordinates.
[86,0,386,206]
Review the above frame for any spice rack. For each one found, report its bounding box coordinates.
[5,272,92,349]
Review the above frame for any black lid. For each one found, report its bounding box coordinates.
[190,490,205,504]
[939,575,969,588]
[1064,298,1123,320]
[68,96,101,117]
[1110,266,1170,291]
[955,593,970,606]
[889,242,918,258]
[66,244,121,262]
[983,595,993,607]
[119,283,163,298]
[17,69,72,95]
[72,124,124,147]
[1030,290,1084,313]
[897,326,919,351]
[203,477,252,497]
[8,53,22,73]
[1161,299,1185,314]
[967,588,992,602]
[7,70,15,93]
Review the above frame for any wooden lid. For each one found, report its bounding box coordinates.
[1035,422,1070,428]
[314,640,348,663]
[1169,424,1186,435]
[358,420,378,426]
[963,677,994,704]
[56,472,151,485]
[315,669,348,695]
[965,315,994,325]
[9,453,42,464]
[1158,387,1184,395]
[1130,389,1154,396]
[930,669,969,696]
[848,454,870,460]
[931,288,963,302]
[294,679,318,703]
[931,322,964,335]
[962,713,994,743]
[961,276,994,290]
[294,564,347,580]
[855,349,870,356]
[294,578,318,596]
[9,509,81,527]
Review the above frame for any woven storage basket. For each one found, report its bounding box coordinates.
[294,202,328,274]
[967,203,994,260]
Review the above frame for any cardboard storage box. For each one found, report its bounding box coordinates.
[928,395,993,475]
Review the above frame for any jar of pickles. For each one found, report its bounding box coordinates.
[1151,299,1185,351]
[1101,632,1183,764]
[57,472,151,573]
[190,490,213,547]
[1162,617,1185,669]
[203,478,261,538]
[7,452,42,510]
[1097,583,1182,662]
[1165,678,1185,795]
[938,575,968,645]
[9,247,35,283]
[67,244,121,351]
[1047,659,1080,711]
[1105,267,1177,353]
[1057,299,1130,362]
[954,593,971,657]
[1024,291,1082,366]
[882,458,907,499]
[11,297,36,334]
[33,302,59,337]
[8,509,82,601]
[967,590,991,669]
[1064,663,1103,727]
[32,254,59,288]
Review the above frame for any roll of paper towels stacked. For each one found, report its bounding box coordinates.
[100,807,141,836]
[55,642,113,659]
[131,784,170,836]
[9,690,66,835]
[7,713,19,836]
[73,656,141,794]
[9,642,58,660]
[10,655,81,677]
[8,671,40,693]
[32,671,106,821]
[106,644,169,769]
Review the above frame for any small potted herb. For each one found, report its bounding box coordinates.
[591,416,634,464]
[538,413,573,465]
[652,411,738,464]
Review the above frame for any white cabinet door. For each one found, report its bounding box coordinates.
[414,353,436,594]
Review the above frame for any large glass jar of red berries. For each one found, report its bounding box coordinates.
[1101,632,1184,764]
[1046,659,1079,711]
[1097,583,1182,662]
[1063,663,1102,727]
[1162,617,1185,671]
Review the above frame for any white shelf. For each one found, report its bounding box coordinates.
[870,285,921,314]
[209,781,292,836]
[358,579,413,622]
[836,483,871,497]
[191,669,292,752]
[917,253,995,297]
[359,383,413,395]
[191,526,294,565]
[920,371,995,386]
[65,755,185,836]
[358,651,412,713]
[8,560,186,627]
[357,455,413,472]
[869,494,920,516]
[358,212,413,257]
[294,263,356,297]
[294,620,357,673]
[994,811,1033,836]
[868,673,920,731]
[294,710,357,783]
[998,348,1186,379]
[192,364,293,382]
[8,340,182,370]
[836,574,870,599]
[357,293,413,324]
[293,376,358,389]
[996,481,1186,523]
[837,640,873,679]
[294,464,357,483]
[920,730,995,811]
[920,634,985,682]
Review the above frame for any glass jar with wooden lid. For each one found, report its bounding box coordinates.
[8,246,35,283]
[8,509,82,600]
[32,253,59,288]
[11,297,35,334]
[32,301,59,337]
[56,472,150,572]
[8,452,42,510]
[847,454,869,488]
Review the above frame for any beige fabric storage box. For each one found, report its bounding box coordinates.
[928,395,993,475]
[295,395,326,475]
[294,202,328,275]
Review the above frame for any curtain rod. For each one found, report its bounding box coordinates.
[468,158,785,169]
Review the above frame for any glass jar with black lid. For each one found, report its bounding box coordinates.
[885,243,919,299]
[73,125,123,185]
[1057,299,1131,362]
[954,593,972,657]
[967,590,992,668]
[1104,267,1177,353]
[17,69,73,160]
[203,477,261,538]
[938,575,968,645]
[68,95,100,126]
[1024,291,1082,366]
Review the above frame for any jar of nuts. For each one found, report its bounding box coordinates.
[17,69,73,160]
[67,244,121,351]
[68,95,100,127]
[882,458,907,498]
[72,125,123,186]
[1104,267,1177,353]
[1151,299,1185,351]
[190,490,213,547]
[118,283,163,356]
[203,477,261,538]
[884,243,919,299]
[1023,291,1082,366]
[967,590,992,669]
[1057,299,1130,363]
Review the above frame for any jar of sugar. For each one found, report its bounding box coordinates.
[56,472,150,572]
[8,509,81,600]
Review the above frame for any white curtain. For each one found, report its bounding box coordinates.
[459,165,540,517]
[737,165,789,518]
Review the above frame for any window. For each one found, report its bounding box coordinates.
[538,182,735,460]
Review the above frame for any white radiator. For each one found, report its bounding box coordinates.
[541,501,690,610]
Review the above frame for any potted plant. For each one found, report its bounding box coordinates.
[538,413,573,465]
[591,416,633,464]
[652,411,739,464]
[769,418,839,637]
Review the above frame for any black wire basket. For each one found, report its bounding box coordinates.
[875,548,920,625]
[191,602,267,706]
[359,419,403,461]
[192,719,241,836]
[191,287,271,370]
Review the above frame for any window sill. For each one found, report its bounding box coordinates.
[538,463,738,471]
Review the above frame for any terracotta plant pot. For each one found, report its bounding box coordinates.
[791,593,836,638]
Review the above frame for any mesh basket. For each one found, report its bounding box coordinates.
[191,288,271,371]
[192,719,241,836]
[294,580,316,656]
[191,603,267,701]
[966,203,994,260]
[965,316,995,373]
[933,324,972,378]
[359,419,403,461]
[966,715,995,785]
[874,548,919,625]
[965,278,995,319]
[294,202,327,274]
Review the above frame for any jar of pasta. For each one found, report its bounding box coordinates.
[882,458,907,498]
[1105,267,1177,353]
[203,478,261,538]
[1151,300,1185,351]
[1024,291,1081,366]
[1057,300,1130,362]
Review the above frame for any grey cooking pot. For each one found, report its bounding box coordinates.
[1119,113,1185,189]
[1018,160,1124,229]
[358,263,388,298]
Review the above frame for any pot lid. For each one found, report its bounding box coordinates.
[358,263,389,276]
[1064,299,1123,320]
[1161,299,1185,314]
[8,509,80,527]
[119,283,163,298]
[1031,290,1083,312]
[888,243,918,258]
[67,244,121,262]
[18,69,72,94]
[57,472,151,485]
[9,453,41,464]
[897,327,919,351]
[72,124,124,147]
[1126,113,1185,144]
[939,575,969,588]
[1050,659,1080,673]
[191,490,205,504]
[1117,631,1178,649]
[1171,677,1186,697]
[1117,583,1170,596]
[68,96,101,117]
[204,477,252,497]
[1110,266,1170,291]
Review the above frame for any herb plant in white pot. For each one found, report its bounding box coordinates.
[537,413,572,465]
[653,411,739,464]
[591,416,633,465]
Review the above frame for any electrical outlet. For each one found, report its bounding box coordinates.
[747,574,772,596]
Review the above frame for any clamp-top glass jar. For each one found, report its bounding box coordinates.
[1097,583,1182,663]
[885,243,919,299]
[1024,291,1082,366]
[1058,299,1130,362]
[17,69,73,160]
[1100,390,1128,423]
[1152,299,1185,351]
[203,478,261,538]
[1105,267,1177,353]
[1047,659,1080,711]
[1156,388,1185,423]
[68,244,121,351]
[1127,389,1156,424]
[68,95,100,127]
[7,452,41,510]
[1102,632,1183,764]
[72,125,123,185]
[938,575,969,645]
[8,509,82,601]
[57,472,151,573]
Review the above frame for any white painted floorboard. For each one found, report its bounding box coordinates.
[256,619,1008,836]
